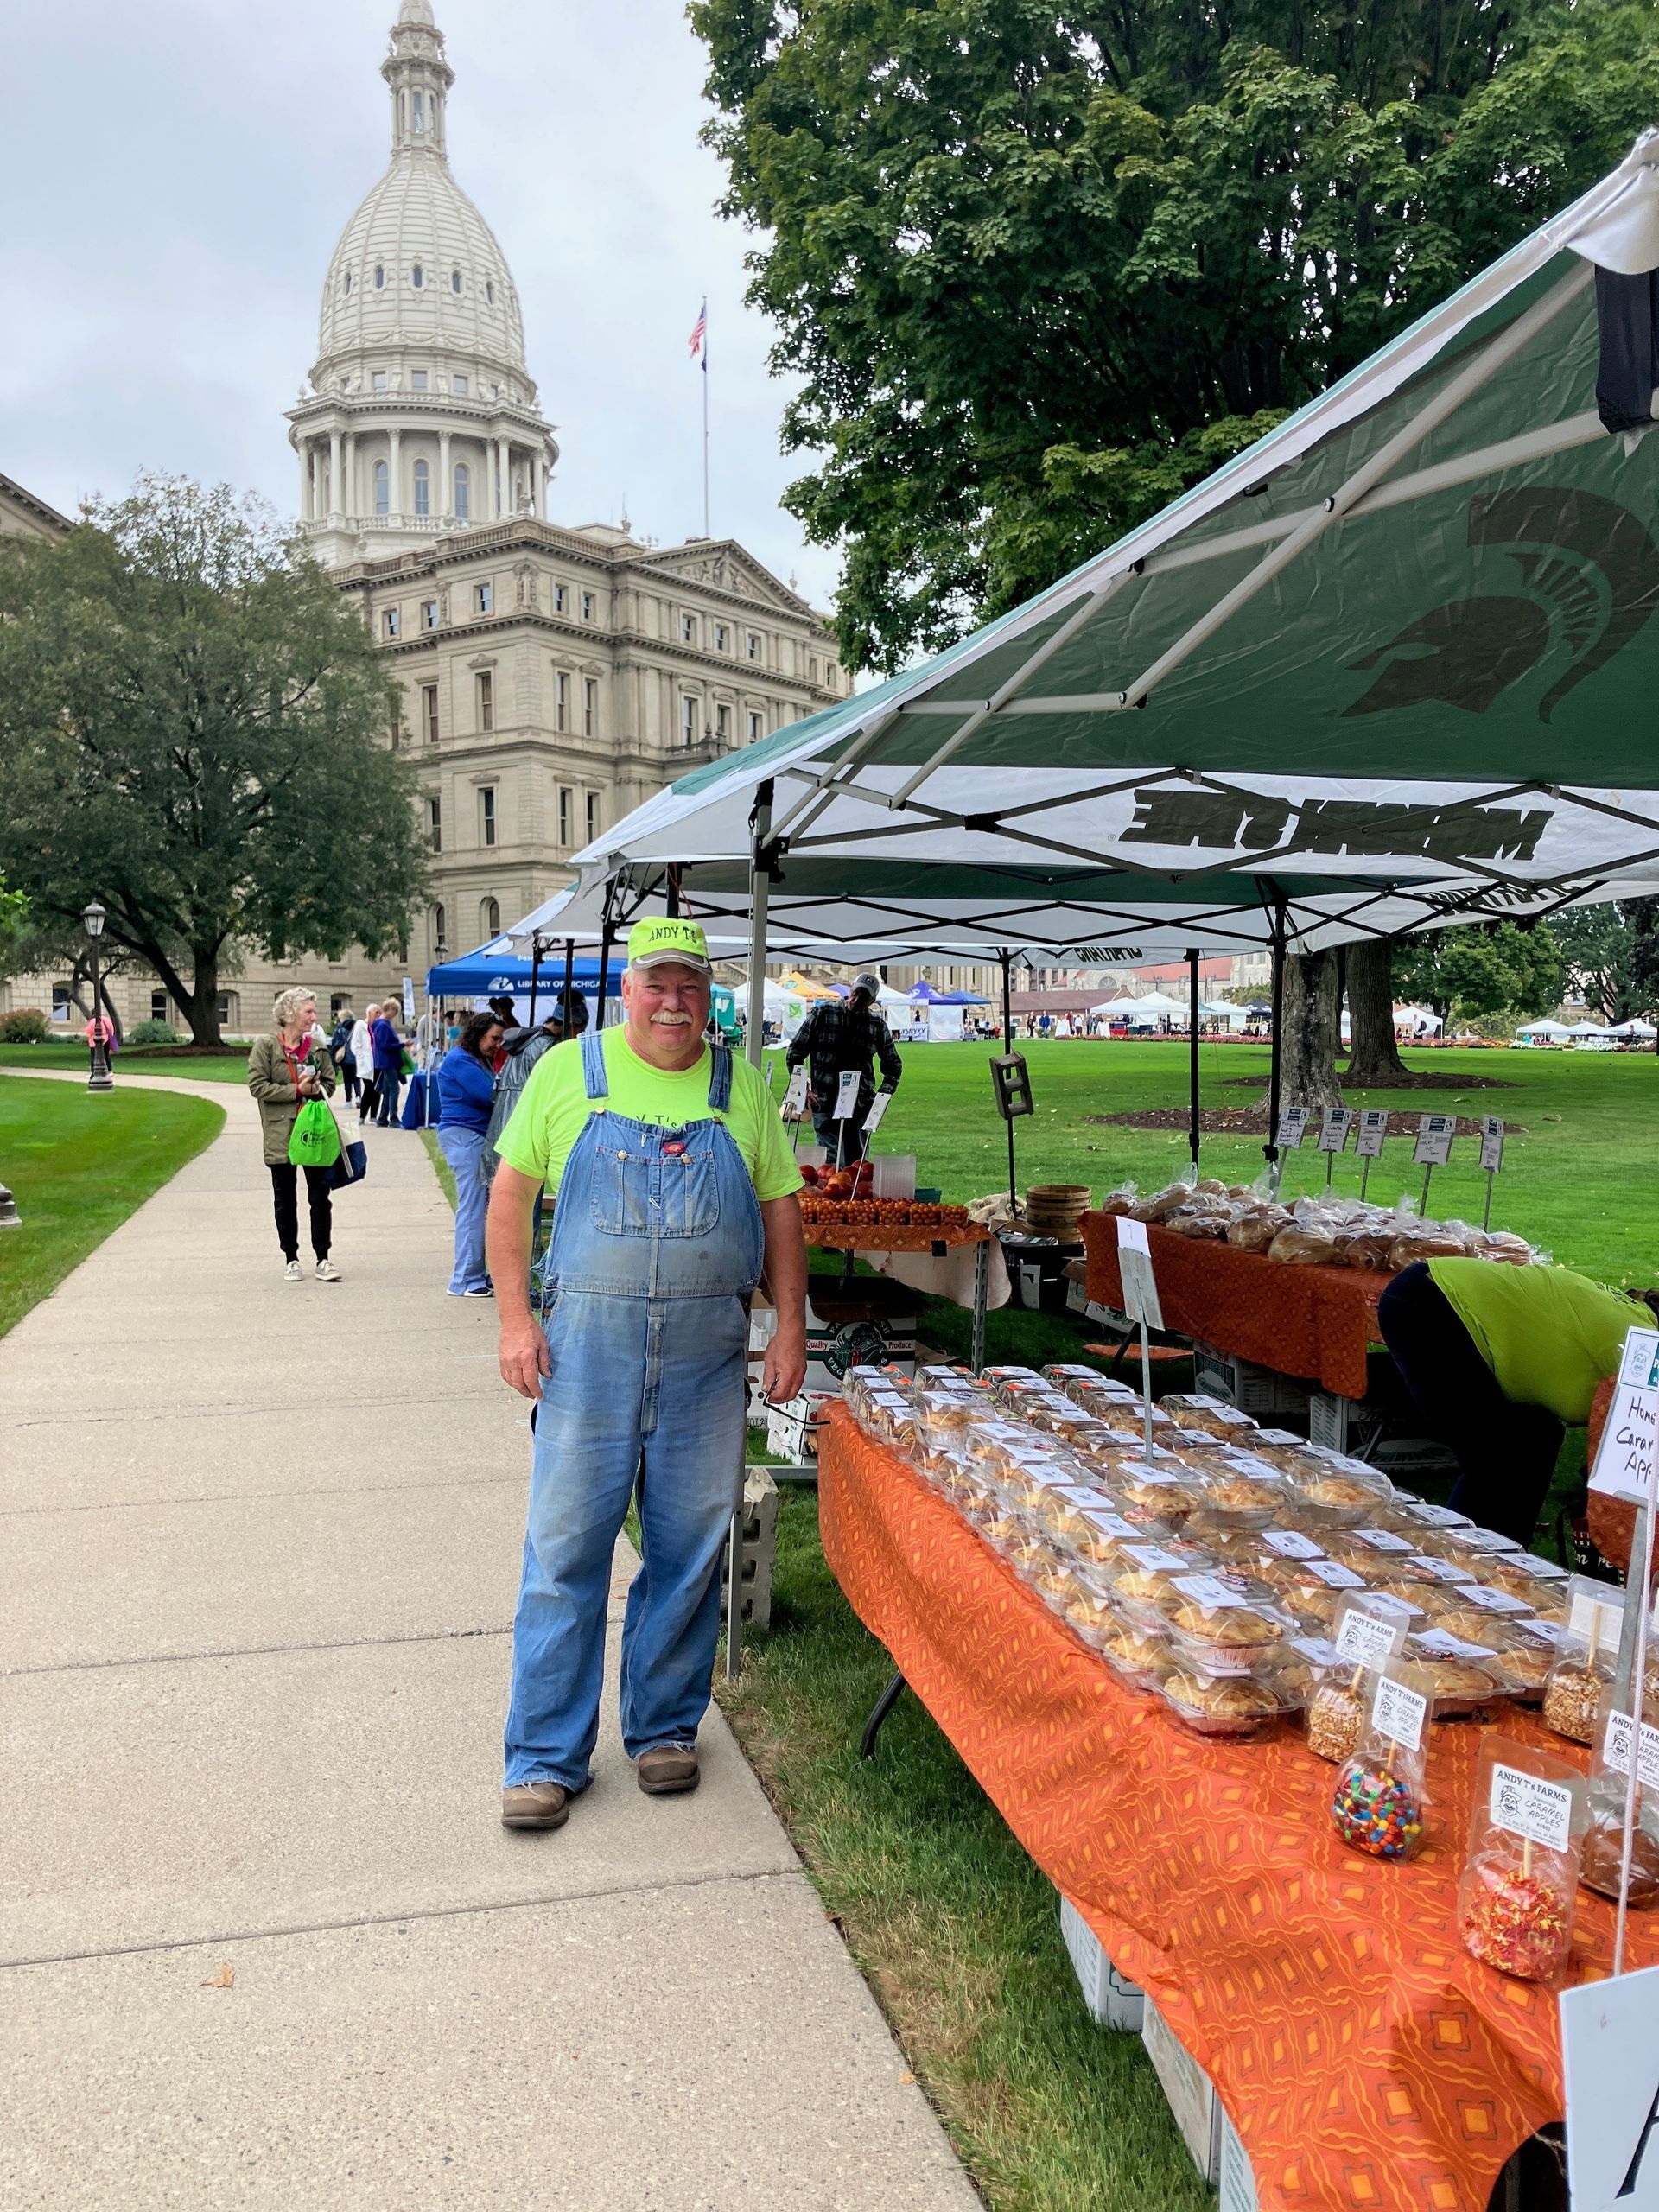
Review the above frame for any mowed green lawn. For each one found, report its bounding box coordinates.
[766,1039,1659,1287]
[0,1040,253,1084]
[0,1075,225,1337]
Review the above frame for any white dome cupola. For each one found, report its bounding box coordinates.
[287,0,556,565]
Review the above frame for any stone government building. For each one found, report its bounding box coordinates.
[3,0,849,1035]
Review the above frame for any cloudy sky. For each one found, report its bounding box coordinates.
[0,0,842,608]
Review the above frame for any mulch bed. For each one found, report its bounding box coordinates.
[1221,1071,1516,1091]
[1089,1108,1519,1136]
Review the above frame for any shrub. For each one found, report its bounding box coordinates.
[129,1018,181,1046]
[0,1008,51,1044]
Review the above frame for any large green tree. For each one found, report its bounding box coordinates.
[694,0,1659,672]
[1549,899,1659,1021]
[0,475,427,1046]
[1394,921,1562,1026]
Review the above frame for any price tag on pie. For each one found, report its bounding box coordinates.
[1601,1709,1659,1790]
[781,1065,810,1119]
[1275,1105,1312,1150]
[1306,1559,1366,1589]
[1353,1109,1389,1159]
[1401,1500,1471,1529]
[1371,1672,1427,1752]
[1262,1529,1325,1560]
[1318,1106,1355,1154]
[1518,1618,1574,1649]
[1118,1542,1189,1573]
[1479,1115,1506,1174]
[1335,1605,1405,1664]
[861,1089,893,1135]
[1457,1584,1534,1614]
[1522,1556,1570,1580]
[1172,1573,1261,1613]
[1291,1636,1342,1668]
[1413,1113,1456,1166]
[1459,1526,1523,1552]
[1409,1554,1478,1584]
[833,1070,861,1120]
[1077,1510,1139,1539]
[1351,1526,1413,1553]
[1414,1628,1497,1660]
[1490,1763,1577,1851]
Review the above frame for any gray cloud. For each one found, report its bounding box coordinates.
[0,0,842,609]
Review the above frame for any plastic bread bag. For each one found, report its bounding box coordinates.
[1097,1183,1138,1217]
[1129,1178,1197,1224]
[1266,1223,1340,1266]
[1227,1204,1291,1252]
[1579,1677,1659,1906]
[1541,1577,1626,1744]
[1304,1599,1410,1763]
[1459,1738,1586,1986]
[1331,1660,1433,1859]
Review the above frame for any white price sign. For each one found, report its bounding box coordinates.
[1560,1963,1659,2211]
[1457,1583,1534,1614]
[1371,1672,1427,1752]
[1602,1709,1659,1791]
[781,1065,810,1119]
[1306,1559,1366,1589]
[1335,1605,1404,1664]
[861,1089,893,1136]
[1408,1554,1478,1584]
[1275,1105,1312,1149]
[1414,1628,1497,1660]
[1490,1762,1576,1852]
[1354,1109,1389,1159]
[833,1070,861,1121]
[1351,1526,1413,1553]
[1413,1113,1456,1166]
[1479,1115,1506,1173]
[1318,1107,1355,1154]
[1119,1542,1189,1573]
[1589,1326,1659,1509]
[1569,1589,1626,1656]
[1115,1215,1164,1330]
[1262,1529,1325,1560]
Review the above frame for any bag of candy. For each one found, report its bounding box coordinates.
[1305,1600,1409,1765]
[1331,1659,1432,1860]
[1541,1575,1626,1745]
[1458,1738,1586,1986]
[1580,1681,1659,1907]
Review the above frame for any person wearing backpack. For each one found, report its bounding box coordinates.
[247,988,340,1283]
[328,1007,359,1107]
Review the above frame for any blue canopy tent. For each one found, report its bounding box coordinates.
[424,945,609,998]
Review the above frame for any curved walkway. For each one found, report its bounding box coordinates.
[0,1072,976,2209]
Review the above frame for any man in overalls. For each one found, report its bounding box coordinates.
[487,918,808,1830]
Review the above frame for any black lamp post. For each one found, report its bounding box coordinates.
[82,900,114,1093]
[428,941,448,1127]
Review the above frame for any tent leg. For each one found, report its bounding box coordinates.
[527,943,542,1026]
[1266,909,1287,1195]
[860,1669,907,1758]
[594,919,613,1032]
[1001,948,1017,1211]
[1187,945,1201,1179]
[561,937,575,1036]
[728,781,775,1687]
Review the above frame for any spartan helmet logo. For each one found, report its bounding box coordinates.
[1343,487,1659,721]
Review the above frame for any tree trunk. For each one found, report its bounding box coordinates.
[183,948,223,1047]
[1341,936,1408,1085]
[1280,950,1345,1114]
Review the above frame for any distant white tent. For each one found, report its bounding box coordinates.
[1093,989,1191,1023]
[1395,1004,1443,1036]
[1567,1020,1611,1035]
[1516,1018,1572,1038]
[1606,1016,1657,1036]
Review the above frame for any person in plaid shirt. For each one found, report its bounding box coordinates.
[785,973,903,1162]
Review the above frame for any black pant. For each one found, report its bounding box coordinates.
[1376,1262,1563,1546]
[270,1162,334,1262]
[340,1063,359,1103]
[811,1104,867,1163]
[375,1070,401,1125]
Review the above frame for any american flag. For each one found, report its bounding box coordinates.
[688,300,707,368]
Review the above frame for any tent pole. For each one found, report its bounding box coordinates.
[1187,946,1201,1179]
[728,779,774,1689]
[1266,907,1287,1194]
[1001,948,1017,1212]
[527,940,541,1026]
[594,919,613,1032]
[561,937,575,1037]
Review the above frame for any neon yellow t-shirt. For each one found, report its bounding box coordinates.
[498,1027,804,1203]
[1427,1258,1643,1425]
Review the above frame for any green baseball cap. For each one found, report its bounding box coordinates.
[626,916,713,976]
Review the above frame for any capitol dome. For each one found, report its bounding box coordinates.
[288,0,556,563]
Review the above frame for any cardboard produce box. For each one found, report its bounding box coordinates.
[766,1390,836,1463]
[1141,1999,1222,2183]
[1058,1894,1145,2031]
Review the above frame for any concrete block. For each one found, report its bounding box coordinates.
[722,1468,779,1628]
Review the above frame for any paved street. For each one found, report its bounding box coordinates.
[0,1074,976,2209]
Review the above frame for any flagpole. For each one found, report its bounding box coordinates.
[702,311,710,539]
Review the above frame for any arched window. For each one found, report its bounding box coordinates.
[374,264,385,289]
[412,89,425,131]
[486,280,494,304]
[373,460,389,517]
[481,897,500,938]
[451,268,462,294]
[412,459,430,516]
[433,902,447,949]
[453,462,470,520]
[342,270,353,296]
[411,262,423,289]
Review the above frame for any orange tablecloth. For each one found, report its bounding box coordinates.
[1082,1212,1390,1400]
[818,1405,1659,2212]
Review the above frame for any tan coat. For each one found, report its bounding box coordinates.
[247,1033,339,1167]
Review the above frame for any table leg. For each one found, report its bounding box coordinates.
[724,1433,747,1681]
[860,1668,907,1759]
[970,1239,990,1373]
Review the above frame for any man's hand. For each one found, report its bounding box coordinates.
[499,1310,551,1400]
[762,1321,807,1407]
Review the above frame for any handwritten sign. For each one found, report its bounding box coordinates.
[1413,1113,1456,1167]
[1275,1105,1312,1150]
[1479,1115,1506,1173]
[1372,1673,1427,1752]
[1318,1107,1355,1154]
[833,1070,861,1121]
[861,1089,893,1136]
[1354,1109,1389,1159]
[1115,1216,1164,1330]
[1589,1326,1659,1509]
[1602,1709,1659,1792]
[1491,1762,1578,1853]
[1335,1605,1405,1665]
[781,1065,809,1119]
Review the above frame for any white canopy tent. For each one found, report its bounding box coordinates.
[1516,1017,1573,1038]
[1607,1015,1658,1035]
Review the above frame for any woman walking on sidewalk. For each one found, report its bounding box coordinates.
[248,988,342,1283]
[438,1010,505,1297]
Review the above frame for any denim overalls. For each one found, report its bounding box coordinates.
[503,1031,765,1789]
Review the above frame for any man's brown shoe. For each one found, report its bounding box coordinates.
[636,1744,700,1796]
[500,1780,571,1830]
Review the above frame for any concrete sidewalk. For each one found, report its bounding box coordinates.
[0,1073,977,2209]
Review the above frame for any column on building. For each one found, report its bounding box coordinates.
[496,436,511,520]
[438,429,452,518]
[328,429,342,517]
[387,427,403,519]
[342,433,357,519]
[297,439,313,521]
[532,450,545,518]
